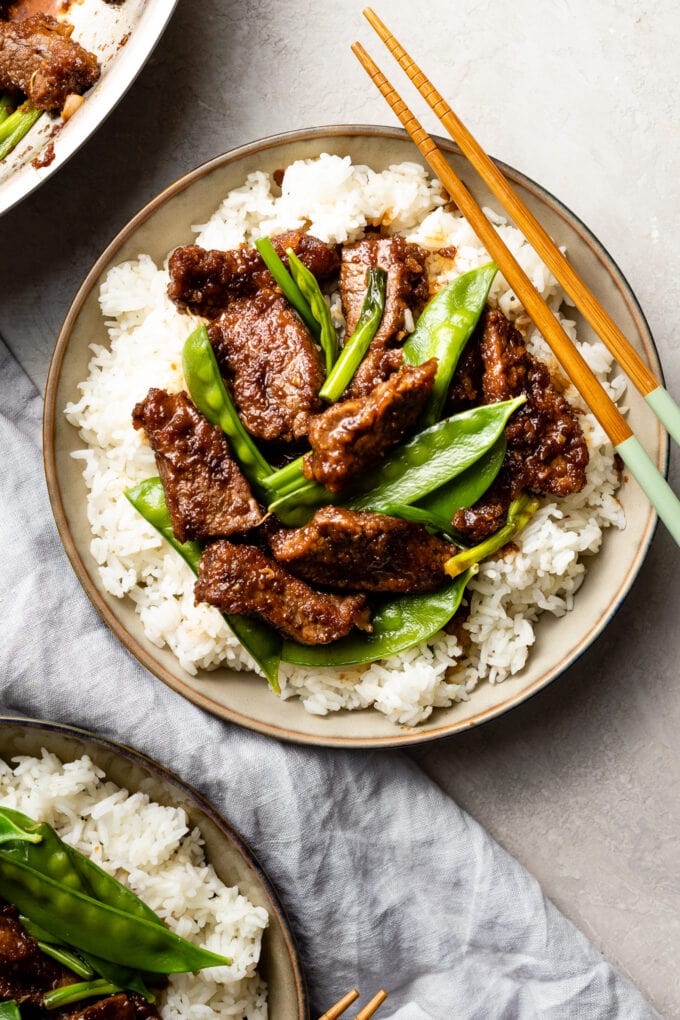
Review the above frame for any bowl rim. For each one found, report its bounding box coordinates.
[0,713,309,1018]
[0,0,180,218]
[43,122,666,748]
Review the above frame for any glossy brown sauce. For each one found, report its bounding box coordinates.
[7,0,71,20]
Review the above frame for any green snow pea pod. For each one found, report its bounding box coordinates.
[286,248,337,374]
[403,262,497,425]
[0,1002,20,1020]
[254,237,319,336]
[319,267,387,401]
[125,478,281,691]
[268,398,523,525]
[418,435,507,521]
[348,396,524,511]
[35,943,94,980]
[373,503,465,542]
[182,326,272,495]
[0,809,87,892]
[282,569,472,667]
[0,854,231,973]
[0,808,42,846]
[444,492,541,578]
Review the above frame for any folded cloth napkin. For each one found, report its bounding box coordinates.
[0,339,658,1019]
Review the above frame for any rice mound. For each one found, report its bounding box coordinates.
[65,155,626,727]
[0,750,268,1020]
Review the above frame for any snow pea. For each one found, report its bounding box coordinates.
[403,262,497,425]
[254,237,319,336]
[418,435,507,521]
[319,267,387,401]
[0,1002,20,1020]
[0,808,87,892]
[374,503,465,542]
[444,492,541,578]
[125,477,281,691]
[268,398,523,526]
[282,569,472,667]
[348,396,524,511]
[0,808,41,845]
[0,854,231,973]
[286,248,337,374]
[182,325,272,495]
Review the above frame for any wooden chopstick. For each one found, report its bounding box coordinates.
[362,7,680,448]
[318,988,387,1020]
[351,39,680,545]
[318,988,359,1020]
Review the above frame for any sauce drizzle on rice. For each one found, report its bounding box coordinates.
[64,155,626,727]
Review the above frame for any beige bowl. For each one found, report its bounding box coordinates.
[43,125,666,748]
[0,716,308,1018]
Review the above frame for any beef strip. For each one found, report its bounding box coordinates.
[132,388,261,543]
[62,994,159,1020]
[195,541,371,644]
[451,308,589,540]
[168,231,340,318]
[339,235,429,348]
[0,16,100,111]
[342,347,404,400]
[208,288,324,442]
[268,506,452,593]
[303,359,437,493]
[0,904,75,1005]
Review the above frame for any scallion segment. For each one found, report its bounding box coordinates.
[319,267,387,401]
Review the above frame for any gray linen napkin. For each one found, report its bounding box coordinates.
[0,339,658,1019]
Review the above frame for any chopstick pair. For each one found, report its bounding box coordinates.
[353,9,680,546]
[319,987,388,1020]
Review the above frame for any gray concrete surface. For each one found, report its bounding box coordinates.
[1,0,678,1014]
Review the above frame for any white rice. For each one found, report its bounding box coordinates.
[65,155,626,727]
[0,750,268,1020]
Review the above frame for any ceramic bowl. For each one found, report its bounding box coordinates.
[0,716,308,1017]
[43,125,666,747]
[0,0,178,216]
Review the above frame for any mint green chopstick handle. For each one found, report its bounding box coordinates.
[616,435,680,545]
[645,386,680,448]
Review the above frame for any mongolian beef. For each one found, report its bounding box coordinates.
[66,155,624,724]
[128,221,588,653]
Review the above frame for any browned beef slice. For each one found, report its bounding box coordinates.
[168,231,340,317]
[342,347,404,400]
[339,235,429,347]
[452,308,588,540]
[445,333,483,414]
[0,16,100,111]
[63,994,160,1020]
[195,541,371,644]
[132,388,261,543]
[268,506,451,593]
[303,359,437,493]
[208,288,324,442]
[0,904,76,1004]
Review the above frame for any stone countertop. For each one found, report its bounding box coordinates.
[1,0,678,1014]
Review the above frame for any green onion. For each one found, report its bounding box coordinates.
[319,267,387,401]
[0,94,14,127]
[286,248,337,373]
[43,981,120,1011]
[254,237,319,336]
[38,942,94,980]
[0,101,42,161]
[444,493,540,578]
